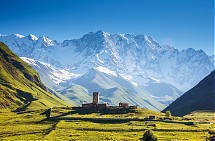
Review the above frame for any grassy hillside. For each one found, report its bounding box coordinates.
[0,42,69,111]
[163,70,215,116]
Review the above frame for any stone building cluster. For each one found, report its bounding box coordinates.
[82,92,138,109]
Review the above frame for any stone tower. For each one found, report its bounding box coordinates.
[93,92,99,104]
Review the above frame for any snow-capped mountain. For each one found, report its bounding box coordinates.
[20,57,78,89]
[20,57,182,107]
[0,31,214,107]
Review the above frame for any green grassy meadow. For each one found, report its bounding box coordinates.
[0,107,214,141]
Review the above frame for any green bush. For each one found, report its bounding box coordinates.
[142,130,157,141]
[165,111,171,118]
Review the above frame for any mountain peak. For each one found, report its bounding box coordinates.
[38,35,49,41]
[95,30,110,36]
[37,36,54,46]
[142,35,159,46]
[28,34,38,41]
[83,30,110,39]
[95,30,104,35]
[12,34,25,38]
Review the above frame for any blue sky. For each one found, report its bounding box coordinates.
[0,0,214,55]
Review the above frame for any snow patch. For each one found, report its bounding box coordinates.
[21,57,41,68]
[21,57,77,84]
[120,74,138,86]
[13,34,25,38]
[28,34,38,41]
[151,78,161,83]
[95,66,117,76]
[96,54,104,63]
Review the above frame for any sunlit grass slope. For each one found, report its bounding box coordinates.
[45,108,215,141]
[0,42,69,111]
[0,108,213,141]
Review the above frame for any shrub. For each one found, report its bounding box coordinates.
[165,111,171,118]
[142,130,157,141]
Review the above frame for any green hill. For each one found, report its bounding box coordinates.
[59,84,91,106]
[163,70,215,116]
[0,42,69,111]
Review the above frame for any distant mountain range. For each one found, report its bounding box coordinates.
[163,70,215,116]
[0,31,214,109]
[0,42,68,111]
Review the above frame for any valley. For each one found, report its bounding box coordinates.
[0,0,214,140]
[0,36,214,140]
[0,34,214,140]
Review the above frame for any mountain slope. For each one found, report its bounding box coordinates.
[21,57,181,107]
[163,70,215,116]
[59,84,91,106]
[143,81,183,105]
[20,57,76,89]
[0,42,69,111]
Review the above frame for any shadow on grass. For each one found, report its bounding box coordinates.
[72,107,137,115]
[49,107,196,125]
[13,89,38,113]
[48,107,138,124]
